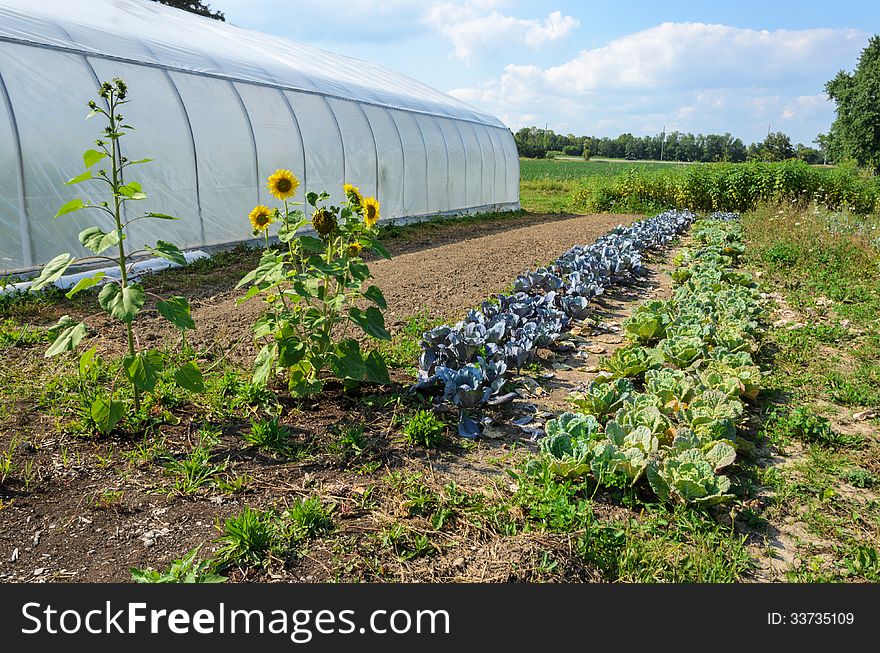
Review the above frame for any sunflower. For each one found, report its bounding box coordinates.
[266,169,299,201]
[363,196,380,228]
[343,183,364,207]
[346,242,363,257]
[249,205,274,232]
[312,207,338,237]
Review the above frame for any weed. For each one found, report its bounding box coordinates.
[0,318,48,347]
[215,507,278,568]
[215,499,332,569]
[328,424,367,460]
[841,466,876,488]
[281,497,334,541]
[0,437,17,484]
[163,446,228,495]
[764,406,860,447]
[244,417,297,457]
[377,523,434,560]
[844,544,880,581]
[402,409,446,447]
[91,488,125,510]
[130,547,225,583]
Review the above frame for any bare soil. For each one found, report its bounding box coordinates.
[0,211,677,584]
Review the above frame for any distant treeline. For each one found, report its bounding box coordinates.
[514,127,827,165]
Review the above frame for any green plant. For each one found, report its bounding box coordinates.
[402,409,446,447]
[623,300,673,343]
[329,424,367,459]
[0,318,48,348]
[163,445,228,495]
[646,437,736,506]
[601,344,661,379]
[569,378,634,420]
[0,436,17,484]
[767,406,860,447]
[841,466,876,488]
[91,488,124,509]
[238,176,392,396]
[215,499,332,569]
[29,78,203,429]
[281,496,334,540]
[844,545,880,581]
[244,417,296,456]
[215,507,278,568]
[130,547,225,583]
[378,523,434,560]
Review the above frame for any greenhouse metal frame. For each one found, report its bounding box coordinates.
[0,0,519,273]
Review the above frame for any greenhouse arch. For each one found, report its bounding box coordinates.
[0,0,520,273]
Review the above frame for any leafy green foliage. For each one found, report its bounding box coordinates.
[130,547,225,583]
[623,300,673,343]
[825,35,880,173]
[244,417,297,456]
[570,160,878,215]
[239,179,392,397]
[538,217,765,506]
[569,377,634,420]
[32,77,202,417]
[402,410,446,447]
[601,344,661,379]
[215,499,333,569]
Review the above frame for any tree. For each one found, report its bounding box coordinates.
[826,35,880,173]
[150,0,225,21]
[760,131,795,162]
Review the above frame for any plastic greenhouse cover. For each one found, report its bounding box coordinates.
[0,0,505,127]
[0,0,520,272]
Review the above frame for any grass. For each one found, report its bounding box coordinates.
[243,417,298,457]
[743,202,880,581]
[215,498,333,569]
[373,311,445,375]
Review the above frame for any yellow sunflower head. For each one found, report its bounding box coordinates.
[343,183,364,207]
[267,169,299,201]
[363,196,380,228]
[346,242,363,257]
[249,204,274,232]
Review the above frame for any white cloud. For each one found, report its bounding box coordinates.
[450,22,865,143]
[424,3,579,61]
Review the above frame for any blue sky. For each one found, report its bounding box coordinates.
[217,1,879,145]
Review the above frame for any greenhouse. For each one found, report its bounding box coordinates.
[0,0,520,273]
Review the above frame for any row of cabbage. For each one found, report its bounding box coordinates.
[537,213,765,505]
[413,210,697,436]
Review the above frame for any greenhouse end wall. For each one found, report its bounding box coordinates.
[0,0,520,274]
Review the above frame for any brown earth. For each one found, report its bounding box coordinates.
[0,211,674,584]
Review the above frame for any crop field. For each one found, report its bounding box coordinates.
[1,102,879,583]
[521,157,880,217]
[520,158,686,213]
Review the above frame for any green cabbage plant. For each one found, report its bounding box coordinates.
[602,344,662,379]
[645,368,697,414]
[646,439,736,505]
[622,300,674,343]
[569,377,634,420]
[659,335,706,368]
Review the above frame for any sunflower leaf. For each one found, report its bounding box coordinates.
[31,253,75,291]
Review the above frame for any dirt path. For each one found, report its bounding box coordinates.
[370,213,636,326]
[47,212,638,363]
